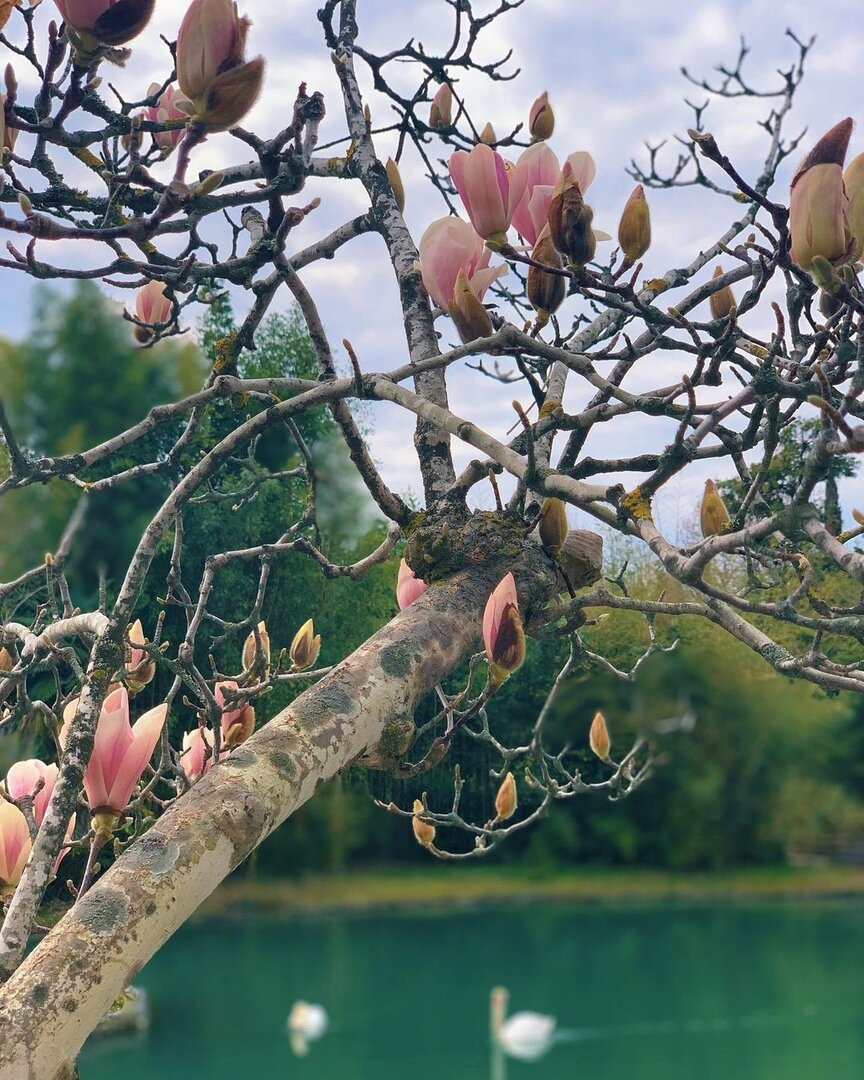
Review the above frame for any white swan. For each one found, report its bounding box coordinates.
[287,1001,328,1056]
[490,986,556,1062]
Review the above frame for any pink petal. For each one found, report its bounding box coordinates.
[396,559,428,610]
[0,801,31,886]
[565,151,596,195]
[86,687,133,809]
[105,702,167,811]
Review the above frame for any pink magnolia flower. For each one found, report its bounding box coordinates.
[143,83,187,151]
[182,726,215,782]
[396,558,428,610]
[449,144,528,244]
[214,680,255,749]
[135,279,172,327]
[418,216,507,309]
[61,687,167,813]
[482,572,526,682]
[512,146,596,247]
[0,800,30,892]
[54,0,154,45]
[6,759,58,825]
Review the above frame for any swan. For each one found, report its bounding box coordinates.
[490,986,556,1062]
[287,1000,328,1041]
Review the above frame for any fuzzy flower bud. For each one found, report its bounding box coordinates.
[700,479,730,537]
[479,122,497,146]
[537,496,569,555]
[290,618,321,672]
[708,265,736,320]
[494,771,517,822]
[548,163,596,268]
[385,157,405,213]
[176,0,264,132]
[789,118,853,270]
[125,618,155,693]
[843,152,864,262]
[242,620,270,681]
[429,83,452,129]
[617,184,651,264]
[526,228,566,325]
[448,267,494,344]
[528,91,554,142]
[589,710,611,761]
[412,799,436,848]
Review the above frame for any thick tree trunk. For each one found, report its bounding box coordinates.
[0,559,536,1079]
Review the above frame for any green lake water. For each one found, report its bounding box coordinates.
[78,899,864,1079]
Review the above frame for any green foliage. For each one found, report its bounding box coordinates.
[0,281,206,600]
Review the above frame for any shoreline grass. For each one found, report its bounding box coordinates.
[201,864,864,917]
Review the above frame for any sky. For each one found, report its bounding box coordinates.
[3,0,864,538]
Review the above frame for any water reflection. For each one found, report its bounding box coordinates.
[77,900,864,1080]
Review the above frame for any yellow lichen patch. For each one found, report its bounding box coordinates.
[539,400,562,418]
[71,147,104,173]
[213,332,240,372]
[643,278,668,294]
[621,486,654,522]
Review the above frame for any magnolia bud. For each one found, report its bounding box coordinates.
[429,83,452,129]
[538,497,568,555]
[789,118,854,270]
[479,122,496,145]
[290,618,321,672]
[589,710,611,761]
[617,185,651,264]
[193,170,225,198]
[854,509,864,527]
[0,646,12,672]
[527,229,566,325]
[385,157,405,212]
[483,573,526,687]
[242,620,270,681]
[528,91,554,142]
[412,799,436,848]
[709,265,736,320]
[494,771,517,822]
[447,268,494,344]
[700,479,730,537]
[844,153,864,262]
[548,167,596,268]
[223,707,255,750]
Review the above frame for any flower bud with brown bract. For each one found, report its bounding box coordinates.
[548,163,596,268]
[527,227,566,325]
[537,496,568,555]
[447,267,494,344]
[789,117,854,270]
[290,618,321,672]
[479,122,497,145]
[242,620,270,682]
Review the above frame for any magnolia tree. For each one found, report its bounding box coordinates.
[0,0,862,1072]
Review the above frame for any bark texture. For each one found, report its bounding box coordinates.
[0,554,551,1079]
